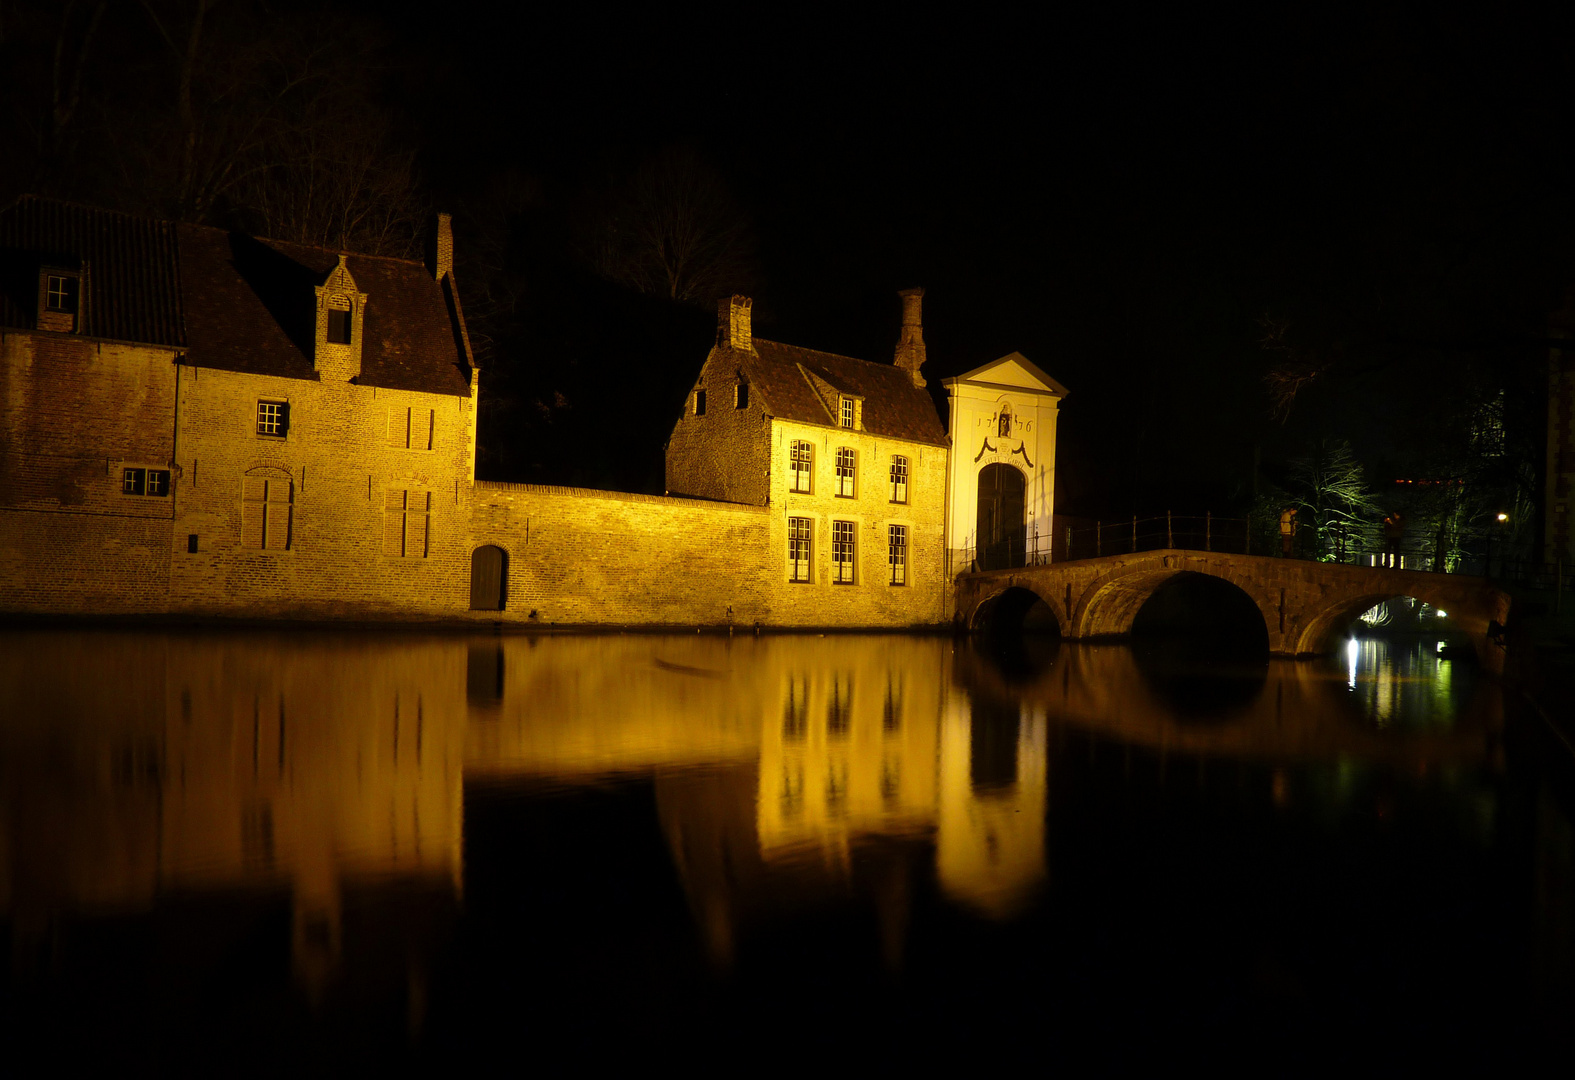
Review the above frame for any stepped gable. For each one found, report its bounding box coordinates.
[178,224,471,396]
[745,339,947,446]
[0,195,184,346]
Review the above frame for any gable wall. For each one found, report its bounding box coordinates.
[665,346,771,505]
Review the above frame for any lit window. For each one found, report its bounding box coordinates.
[840,397,855,429]
[736,382,749,409]
[835,447,856,497]
[832,520,856,584]
[888,524,908,585]
[889,455,908,503]
[695,389,706,415]
[384,489,431,558]
[327,306,352,344]
[45,274,79,313]
[788,516,812,582]
[120,467,171,497]
[241,477,292,550]
[257,401,288,437]
[789,441,813,493]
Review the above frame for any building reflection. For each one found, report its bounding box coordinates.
[0,631,464,1008]
[0,627,1511,1011]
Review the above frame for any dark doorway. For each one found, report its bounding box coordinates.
[976,463,1026,570]
[470,546,507,611]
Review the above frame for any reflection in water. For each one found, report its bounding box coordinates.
[0,628,1566,1064]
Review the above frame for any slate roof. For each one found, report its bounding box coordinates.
[741,340,948,446]
[0,195,184,346]
[1,195,472,397]
[177,225,471,396]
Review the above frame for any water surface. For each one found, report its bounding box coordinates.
[1,629,1570,1068]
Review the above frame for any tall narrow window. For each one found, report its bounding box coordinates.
[888,524,908,586]
[694,389,706,415]
[327,305,352,344]
[889,455,908,503]
[832,520,856,584]
[998,404,1012,438]
[256,401,288,437]
[788,516,813,582]
[735,382,749,409]
[840,397,855,429]
[242,477,292,550]
[384,490,431,558]
[835,447,856,497]
[789,440,813,493]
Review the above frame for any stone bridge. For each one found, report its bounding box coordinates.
[956,549,1513,671]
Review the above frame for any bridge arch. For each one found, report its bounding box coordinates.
[1071,562,1274,645]
[971,585,1060,636]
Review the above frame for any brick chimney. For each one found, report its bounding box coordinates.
[718,295,755,353]
[430,212,453,280]
[894,287,927,387]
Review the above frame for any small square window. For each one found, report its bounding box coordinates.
[46,274,80,314]
[327,308,352,344]
[257,401,288,437]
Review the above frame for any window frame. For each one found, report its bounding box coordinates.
[840,397,856,429]
[789,440,813,494]
[256,400,289,439]
[831,520,856,585]
[326,306,353,345]
[835,446,856,498]
[45,273,80,314]
[888,523,908,586]
[787,515,813,583]
[889,455,909,504]
[694,388,707,415]
[119,466,172,498]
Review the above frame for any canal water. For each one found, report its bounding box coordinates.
[1,629,1571,1069]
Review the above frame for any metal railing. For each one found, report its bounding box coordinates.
[1062,513,1253,561]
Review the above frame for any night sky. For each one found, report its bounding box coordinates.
[9,3,1575,516]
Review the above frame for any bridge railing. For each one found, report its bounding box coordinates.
[1062,514,1254,561]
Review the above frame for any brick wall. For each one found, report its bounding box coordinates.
[665,345,771,505]
[166,364,477,619]
[0,331,179,612]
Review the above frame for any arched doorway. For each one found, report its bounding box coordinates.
[976,463,1026,570]
[469,546,507,611]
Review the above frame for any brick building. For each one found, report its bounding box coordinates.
[0,196,1064,628]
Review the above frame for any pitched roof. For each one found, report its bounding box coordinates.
[0,195,184,346]
[946,351,1069,397]
[177,226,471,396]
[739,339,947,446]
[0,196,472,397]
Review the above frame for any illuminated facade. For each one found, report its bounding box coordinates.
[1,197,1066,628]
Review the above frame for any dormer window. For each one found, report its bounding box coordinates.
[38,270,81,332]
[840,397,855,428]
[327,305,353,344]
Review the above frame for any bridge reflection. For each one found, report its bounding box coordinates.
[0,628,1501,1003]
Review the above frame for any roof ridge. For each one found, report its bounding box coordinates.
[753,337,887,369]
[8,193,177,230]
